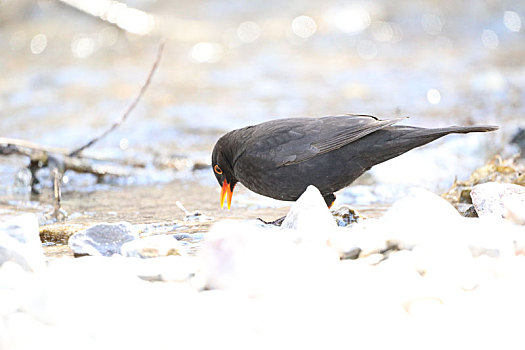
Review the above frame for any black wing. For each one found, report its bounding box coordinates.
[243,115,406,167]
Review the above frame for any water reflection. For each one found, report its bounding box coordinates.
[71,34,95,58]
[421,13,442,36]
[0,0,523,232]
[481,29,499,50]
[190,42,223,63]
[237,21,261,43]
[426,89,441,105]
[324,4,371,34]
[59,0,155,35]
[30,33,47,54]
[504,11,522,32]
[291,16,317,39]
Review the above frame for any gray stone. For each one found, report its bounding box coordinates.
[281,185,337,231]
[121,234,187,258]
[68,222,138,257]
[339,246,362,260]
[0,214,44,272]
[463,206,479,217]
[471,182,525,219]
[331,205,366,227]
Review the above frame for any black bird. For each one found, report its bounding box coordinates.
[211,115,498,209]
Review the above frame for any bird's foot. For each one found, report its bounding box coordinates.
[257,215,286,226]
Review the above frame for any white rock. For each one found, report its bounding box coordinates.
[458,216,521,259]
[68,222,138,256]
[328,224,386,259]
[125,256,199,282]
[383,187,460,223]
[200,220,339,293]
[503,196,525,225]
[380,188,461,248]
[4,311,85,350]
[6,256,197,349]
[281,185,337,232]
[0,213,44,272]
[331,189,459,259]
[121,234,187,258]
[0,261,34,315]
[471,182,525,219]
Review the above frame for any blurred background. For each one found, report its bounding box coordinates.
[0,0,523,224]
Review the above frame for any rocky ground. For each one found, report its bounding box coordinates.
[1,174,525,349]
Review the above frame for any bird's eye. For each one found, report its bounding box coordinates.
[214,165,223,174]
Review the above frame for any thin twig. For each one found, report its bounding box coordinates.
[0,139,146,168]
[69,40,166,157]
[51,168,67,221]
[0,142,131,181]
[0,137,69,155]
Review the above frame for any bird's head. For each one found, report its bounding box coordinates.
[211,138,238,209]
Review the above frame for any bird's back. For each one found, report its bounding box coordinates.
[227,116,497,201]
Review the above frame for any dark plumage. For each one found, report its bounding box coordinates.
[211,115,498,208]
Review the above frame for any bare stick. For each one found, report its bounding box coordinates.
[69,40,166,157]
[1,143,130,178]
[0,137,69,155]
[0,138,146,169]
[51,168,66,221]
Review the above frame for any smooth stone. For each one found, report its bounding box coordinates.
[68,222,138,257]
[0,261,33,315]
[503,196,525,225]
[120,234,187,258]
[125,256,199,282]
[281,185,337,232]
[380,188,461,249]
[339,246,361,260]
[330,219,390,258]
[39,223,85,244]
[458,217,522,258]
[172,233,205,243]
[201,220,339,293]
[331,205,365,227]
[328,224,388,259]
[327,232,358,259]
[383,187,460,223]
[0,214,44,272]
[471,182,525,219]
[463,206,479,217]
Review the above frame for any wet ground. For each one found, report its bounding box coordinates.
[0,0,523,255]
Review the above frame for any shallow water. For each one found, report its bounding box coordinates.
[0,0,523,255]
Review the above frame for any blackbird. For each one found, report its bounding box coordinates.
[211,115,498,209]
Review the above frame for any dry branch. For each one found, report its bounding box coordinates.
[69,40,165,157]
[0,137,146,168]
[0,41,166,196]
[0,141,131,177]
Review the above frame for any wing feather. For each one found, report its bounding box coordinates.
[239,115,407,168]
[277,116,406,167]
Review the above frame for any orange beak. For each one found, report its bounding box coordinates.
[220,179,235,210]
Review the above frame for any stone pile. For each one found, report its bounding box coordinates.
[1,185,525,349]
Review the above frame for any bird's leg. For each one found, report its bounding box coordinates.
[323,193,336,208]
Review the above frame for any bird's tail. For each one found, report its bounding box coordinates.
[400,124,499,140]
[364,124,499,167]
[432,125,499,134]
